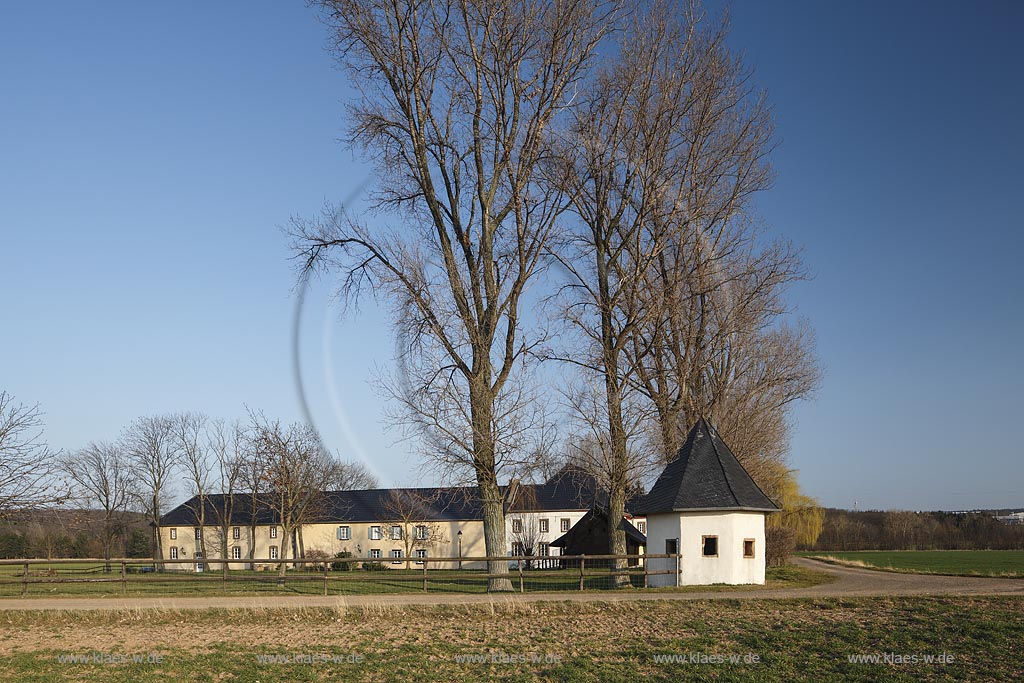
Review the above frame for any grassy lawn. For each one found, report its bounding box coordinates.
[0,564,831,598]
[0,596,1019,681]
[802,550,1024,578]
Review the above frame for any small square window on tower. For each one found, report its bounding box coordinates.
[702,535,718,557]
[743,539,755,558]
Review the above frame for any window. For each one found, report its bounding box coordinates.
[415,549,427,564]
[702,536,718,557]
[232,527,240,540]
[636,521,646,535]
[369,526,382,540]
[539,518,549,533]
[538,542,550,557]
[743,539,755,558]
[232,546,241,560]
[665,538,678,555]
[269,545,279,560]
[390,525,403,540]
[391,549,403,563]
[560,518,570,533]
[170,547,179,560]
[369,548,382,559]
[195,527,202,540]
[270,526,278,539]
[511,542,524,556]
[511,518,522,534]
[414,525,429,540]
[169,528,177,540]
[337,526,351,541]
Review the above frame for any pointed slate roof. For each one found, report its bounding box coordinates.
[636,418,779,514]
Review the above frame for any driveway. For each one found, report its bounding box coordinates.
[0,558,1020,611]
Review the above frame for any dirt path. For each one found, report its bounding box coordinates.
[0,558,1020,611]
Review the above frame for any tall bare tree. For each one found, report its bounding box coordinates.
[62,441,135,570]
[208,419,246,564]
[173,412,212,562]
[122,415,177,567]
[298,0,614,589]
[617,4,819,480]
[248,415,334,577]
[0,391,67,515]
[549,1,721,582]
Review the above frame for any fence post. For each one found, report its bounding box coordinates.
[643,557,649,589]
[579,556,585,591]
[518,561,524,593]
[121,560,127,594]
[422,560,428,592]
[324,561,329,596]
[22,561,28,596]
[675,553,682,587]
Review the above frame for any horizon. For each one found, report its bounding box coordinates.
[2,1,1021,512]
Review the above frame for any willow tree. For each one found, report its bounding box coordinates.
[297,0,613,589]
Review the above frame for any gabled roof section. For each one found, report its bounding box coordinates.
[549,506,647,549]
[636,418,779,514]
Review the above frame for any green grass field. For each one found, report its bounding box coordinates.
[0,596,1019,682]
[802,550,1024,577]
[0,564,831,598]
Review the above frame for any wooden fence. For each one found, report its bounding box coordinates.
[0,554,682,597]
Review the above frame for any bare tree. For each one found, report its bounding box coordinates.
[376,489,449,569]
[548,1,716,583]
[62,441,135,570]
[0,391,67,515]
[122,415,177,567]
[207,419,247,565]
[325,459,379,491]
[297,0,614,590]
[248,415,334,577]
[173,412,212,562]
[615,4,819,479]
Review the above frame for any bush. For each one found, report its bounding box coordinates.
[331,551,354,571]
[362,561,386,571]
[766,526,797,567]
[303,549,330,571]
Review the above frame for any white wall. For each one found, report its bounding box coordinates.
[645,511,767,586]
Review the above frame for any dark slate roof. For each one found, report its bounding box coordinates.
[635,418,779,514]
[159,478,609,528]
[508,465,598,513]
[549,506,647,549]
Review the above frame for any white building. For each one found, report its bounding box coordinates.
[639,418,779,586]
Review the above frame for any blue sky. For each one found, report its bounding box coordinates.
[1,1,1021,511]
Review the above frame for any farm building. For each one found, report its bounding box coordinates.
[638,418,779,586]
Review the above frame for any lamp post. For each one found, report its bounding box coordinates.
[457,530,463,570]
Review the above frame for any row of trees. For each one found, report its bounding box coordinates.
[296,0,821,587]
[0,392,378,568]
[813,509,1024,551]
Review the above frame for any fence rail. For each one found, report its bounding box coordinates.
[0,554,681,597]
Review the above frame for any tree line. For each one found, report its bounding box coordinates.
[294,0,821,588]
[812,509,1024,552]
[0,392,376,567]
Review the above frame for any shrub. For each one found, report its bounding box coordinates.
[303,549,330,571]
[766,526,797,567]
[362,561,387,571]
[331,551,354,571]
